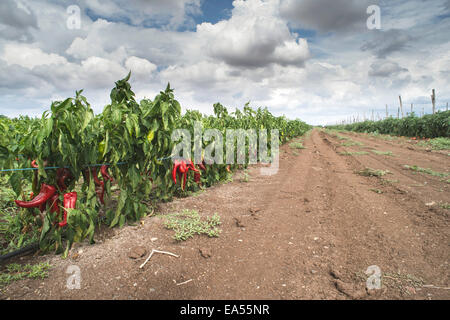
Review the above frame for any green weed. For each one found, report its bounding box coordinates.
[403,165,449,178]
[289,142,305,149]
[339,151,369,156]
[357,168,391,177]
[162,210,221,241]
[439,202,450,210]
[372,150,394,156]
[0,262,51,287]
[418,137,450,150]
[381,179,399,185]
[240,170,250,182]
[342,140,364,147]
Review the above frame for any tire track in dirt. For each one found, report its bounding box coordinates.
[300,131,411,299]
[324,130,449,227]
[337,131,449,177]
[342,131,450,163]
[321,130,449,298]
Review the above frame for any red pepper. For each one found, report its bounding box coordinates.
[185,160,199,190]
[56,168,72,191]
[15,184,56,209]
[172,159,198,190]
[198,163,206,171]
[100,165,113,182]
[84,168,105,204]
[50,193,61,227]
[179,161,187,173]
[186,160,199,173]
[182,171,187,190]
[83,167,102,186]
[175,160,187,189]
[172,164,178,184]
[172,160,182,184]
[174,170,188,191]
[90,167,102,186]
[31,159,49,168]
[194,172,201,184]
[59,192,77,228]
[49,194,60,214]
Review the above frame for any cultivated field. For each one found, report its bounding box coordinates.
[1,129,448,300]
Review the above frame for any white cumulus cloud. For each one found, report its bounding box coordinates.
[197,0,310,68]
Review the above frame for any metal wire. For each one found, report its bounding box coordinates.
[0,156,178,173]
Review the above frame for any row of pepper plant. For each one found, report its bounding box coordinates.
[328,111,450,138]
[0,73,311,257]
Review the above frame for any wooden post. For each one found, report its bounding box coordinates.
[397,107,400,119]
[446,102,448,111]
[431,89,436,114]
[411,103,413,114]
[386,104,388,118]
[371,109,374,121]
[399,95,404,118]
[422,107,424,117]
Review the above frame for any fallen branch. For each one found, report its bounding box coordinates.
[176,279,193,286]
[422,285,450,290]
[139,249,179,269]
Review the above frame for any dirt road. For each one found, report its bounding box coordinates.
[1,129,449,300]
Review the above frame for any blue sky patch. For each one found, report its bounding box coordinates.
[196,0,234,24]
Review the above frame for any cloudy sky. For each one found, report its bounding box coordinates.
[0,0,449,125]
